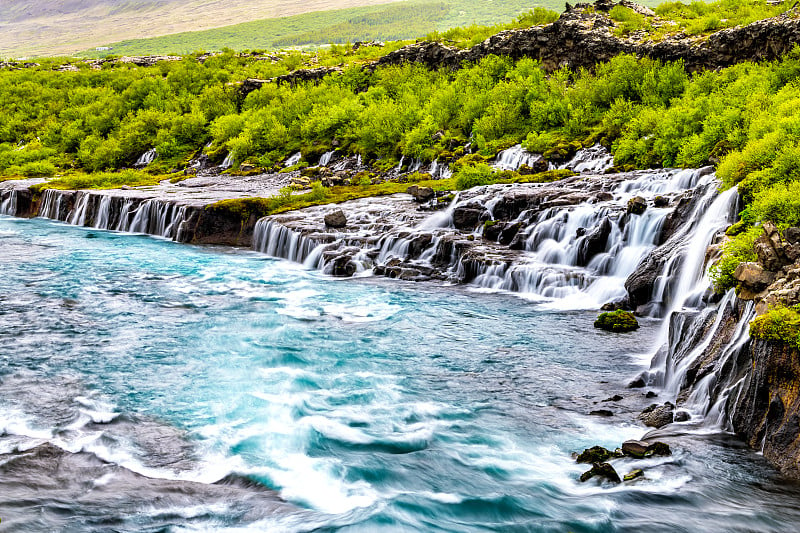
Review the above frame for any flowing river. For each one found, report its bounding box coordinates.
[1,215,800,532]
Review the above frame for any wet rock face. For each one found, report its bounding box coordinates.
[732,340,800,479]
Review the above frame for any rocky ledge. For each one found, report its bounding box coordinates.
[248,0,800,95]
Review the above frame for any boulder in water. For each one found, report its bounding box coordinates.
[621,439,672,458]
[637,402,675,428]
[594,310,639,332]
[590,409,614,417]
[579,462,621,483]
[324,209,347,228]
[623,468,644,481]
[576,445,621,463]
[674,410,691,422]
[627,196,647,215]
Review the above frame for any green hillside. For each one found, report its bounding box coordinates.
[81,0,573,57]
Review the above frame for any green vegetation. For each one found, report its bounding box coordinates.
[655,0,791,36]
[750,305,800,350]
[594,310,640,332]
[28,170,164,192]
[709,226,760,293]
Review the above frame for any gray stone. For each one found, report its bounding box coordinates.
[324,209,347,228]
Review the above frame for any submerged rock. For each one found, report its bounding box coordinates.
[589,409,614,417]
[623,468,644,481]
[580,462,621,483]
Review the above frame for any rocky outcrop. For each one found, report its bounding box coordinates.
[731,339,800,478]
[735,223,800,312]
[370,2,800,75]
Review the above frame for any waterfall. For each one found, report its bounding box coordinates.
[252,219,319,263]
[220,152,235,170]
[35,189,193,242]
[285,152,302,167]
[397,156,405,172]
[559,145,615,174]
[134,148,157,167]
[493,145,545,171]
[0,191,17,215]
[319,151,335,167]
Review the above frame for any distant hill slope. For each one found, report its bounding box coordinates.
[80,0,578,57]
[0,0,398,57]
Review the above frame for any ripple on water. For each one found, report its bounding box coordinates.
[3,217,800,531]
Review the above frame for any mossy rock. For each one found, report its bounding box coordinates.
[594,310,639,332]
[543,141,581,164]
[725,220,749,236]
[576,445,623,464]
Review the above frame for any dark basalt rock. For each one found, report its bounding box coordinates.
[576,445,622,463]
[638,402,675,428]
[452,205,489,230]
[627,196,647,215]
[621,439,672,458]
[580,462,621,483]
[324,209,348,228]
[590,409,614,417]
[577,217,612,266]
[732,340,800,479]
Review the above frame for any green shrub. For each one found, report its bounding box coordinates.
[750,306,800,350]
[749,182,800,229]
[454,162,495,190]
[594,310,639,332]
[709,226,761,293]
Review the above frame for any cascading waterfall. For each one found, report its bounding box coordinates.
[285,152,302,167]
[319,151,335,167]
[493,144,546,171]
[251,159,730,312]
[252,219,319,263]
[35,189,192,242]
[0,191,17,215]
[134,148,157,167]
[220,152,235,170]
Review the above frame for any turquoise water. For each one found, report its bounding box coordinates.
[1,215,800,532]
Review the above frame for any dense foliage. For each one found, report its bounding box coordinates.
[750,305,800,350]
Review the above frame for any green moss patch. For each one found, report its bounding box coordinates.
[594,310,640,332]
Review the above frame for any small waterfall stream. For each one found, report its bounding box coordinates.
[36,189,193,242]
[0,190,17,215]
[134,148,158,167]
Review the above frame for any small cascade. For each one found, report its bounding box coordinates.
[493,144,545,171]
[428,159,453,180]
[93,195,113,229]
[35,189,193,242]
[285,152,302,167]
[560,145,615,174]
[0,191,17,215]
[356,154,363,167]
[396,156,405,172]
[220,152,235,170]
[252,219,319,263]
[134,148,157,167]
[319,151,335,167]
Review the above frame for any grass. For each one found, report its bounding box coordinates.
[29,170,165,192]
[79,0,561,58]
[3,0,400,57]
